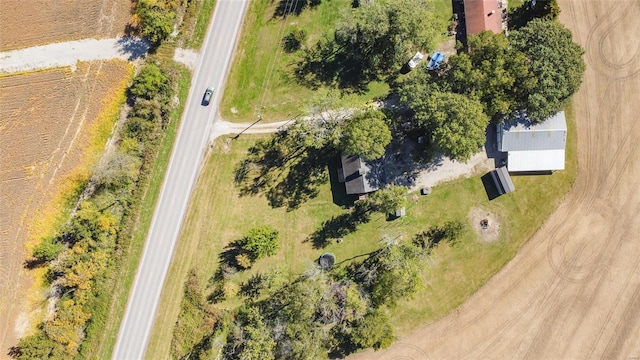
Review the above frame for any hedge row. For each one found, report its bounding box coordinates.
[11,62,179,359]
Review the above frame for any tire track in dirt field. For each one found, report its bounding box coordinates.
[349,0,640,359]
[0,60,112,355]
[0,0,135,359]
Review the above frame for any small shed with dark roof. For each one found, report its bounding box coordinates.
[491,166,515,195]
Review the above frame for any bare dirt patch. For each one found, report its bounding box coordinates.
[349,0,640,359]
[468,207,500,243]
[0,60,132,354]
[0,0,132,51]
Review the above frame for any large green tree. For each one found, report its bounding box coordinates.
[11,330,69,360]
[444,31,535,120]
[32,237,64,263]
[349,310,395,351]
[136,0,175,44]
[365,184,407,215]
[339,110,391,161]
[400,84,489,161]
[129,64,169,100]
[509,19,586,120]
[354,242,424,308]
[236,307,276,360]
[334,0,440,83]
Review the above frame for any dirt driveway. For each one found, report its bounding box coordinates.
[350,0,640,359]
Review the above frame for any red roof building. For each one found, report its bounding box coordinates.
[464,0,503,35]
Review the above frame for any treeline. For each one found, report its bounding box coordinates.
[284,0,584,162]
[9,0,201,355]
[10,62,180,359]
[397,16,585,161]
[133,0,179,44]
[172,220,466,359]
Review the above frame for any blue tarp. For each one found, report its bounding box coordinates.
[427,51,446,70]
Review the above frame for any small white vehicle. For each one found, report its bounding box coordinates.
[408,52,424,69]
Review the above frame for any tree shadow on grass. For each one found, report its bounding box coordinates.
[234,134,332,211]
[273,0,322,18]
[217,241,243,273]
[295,40,371,93]
[265,147,329,210]
[206,240,244,303]
[307,203,371,249]
[23,258,46,270]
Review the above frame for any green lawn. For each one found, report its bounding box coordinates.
[149,104,576,356]
[220,0,451,122]
[185,0,217,49]
[509,0,526,10]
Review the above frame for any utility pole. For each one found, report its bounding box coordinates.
[232,112,262,140]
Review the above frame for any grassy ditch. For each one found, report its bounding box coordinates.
[149,104,576,357]
[185,0,217,49]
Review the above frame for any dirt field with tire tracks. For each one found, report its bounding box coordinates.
[0,60,132,355]
[0,0,131,51]
[350,0,640,358]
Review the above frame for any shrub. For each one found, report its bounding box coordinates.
[223,281,240,299]
[129,64,169,100]
[235,253,253,269]
[239,226,280,260]
[282,28,307,53]
[32,237,64,263]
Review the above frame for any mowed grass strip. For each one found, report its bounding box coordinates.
[153,104,575,354]
[185,0,217,49]
[220,0,348,122]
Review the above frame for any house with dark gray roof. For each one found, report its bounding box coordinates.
[498,111,567,172]
[337,154,382,195]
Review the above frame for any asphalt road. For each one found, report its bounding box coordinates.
[112,1,248,358]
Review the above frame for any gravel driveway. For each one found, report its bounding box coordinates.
[0,37,149,73]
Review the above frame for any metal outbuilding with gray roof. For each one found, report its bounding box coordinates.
[498,111,567,172]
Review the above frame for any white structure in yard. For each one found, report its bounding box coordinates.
[498,111,567,172]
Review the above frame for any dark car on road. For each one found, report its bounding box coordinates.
[202,87,214,106]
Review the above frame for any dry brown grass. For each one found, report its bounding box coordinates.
[0,0,133,51]
[0,60,133,353]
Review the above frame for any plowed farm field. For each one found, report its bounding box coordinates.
[0,60,132,354]
[0,0,132,51]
